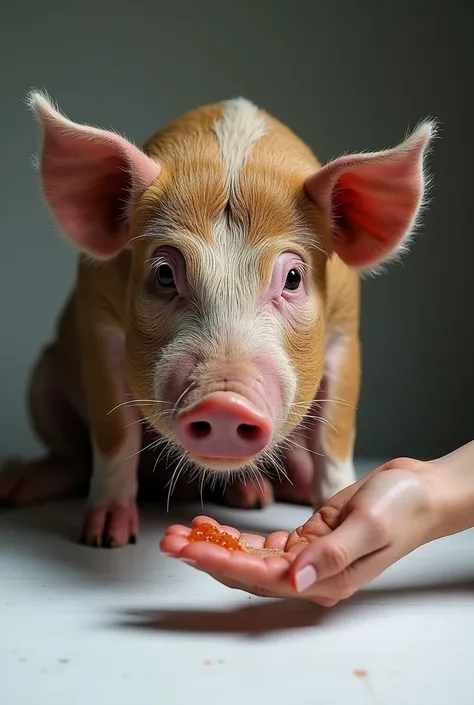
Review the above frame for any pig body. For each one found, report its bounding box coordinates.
[0,93,434,547]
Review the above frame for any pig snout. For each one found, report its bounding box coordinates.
[175,391,272,460]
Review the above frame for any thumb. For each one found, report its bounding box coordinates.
[289,507,388,593]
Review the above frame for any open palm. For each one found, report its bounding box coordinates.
[160,505,340,604]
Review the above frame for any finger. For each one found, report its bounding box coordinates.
[289,508,388,593]
[285,529,309,551]
[164,524,191,536]
[264,531,291,551]
[160,534,189,556]
[191,515,222,528]
[302,546,394,602]
[300,506,342,536]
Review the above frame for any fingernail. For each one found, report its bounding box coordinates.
[294,565,318,593]
[181,558,197,565]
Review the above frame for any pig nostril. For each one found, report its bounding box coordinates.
[190,421,212,438]
[237,424,261,441]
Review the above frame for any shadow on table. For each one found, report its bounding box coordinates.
[113,577,474,636]
[113,599,336,635]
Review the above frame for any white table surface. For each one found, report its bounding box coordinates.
[1,461,473,705]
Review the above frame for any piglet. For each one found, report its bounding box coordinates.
[0,92,435,547]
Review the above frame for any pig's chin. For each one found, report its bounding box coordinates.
[182,453,264,473]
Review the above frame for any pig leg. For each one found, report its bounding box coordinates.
[311,331,360,506]
[0,345,90,506]
[280,331,360,507]
[80,334,141,548]
[221,476,275,510]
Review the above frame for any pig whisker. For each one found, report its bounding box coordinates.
[273,460,292,486]
[155,441,172,469]
[290,398,355,410]
[147,408,168,427]
[152,441,168,476]
[150,439,172,470]
[288,408,339,435]
[122,434,166,463]
[172,381,197,416]
[312,399,356,410]
[280,436,324,457]
[165,443,176,468]
[166,452,194,511]
[293,424,339,453]
[199,470,208,508]
[269,461,292,486]
[123,414,159,430]
[258,446,292,486]
[127,232,151,245]
[108,398,173,415]
[301,416,339,435]
[246,465,266,495]
[298,415,339,434]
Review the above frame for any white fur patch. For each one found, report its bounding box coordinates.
[311,331,357,504]
[322,331,348,427]
[213,98,268,193]
[315,454,356,505]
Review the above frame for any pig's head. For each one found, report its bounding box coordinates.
[29,92,435,475]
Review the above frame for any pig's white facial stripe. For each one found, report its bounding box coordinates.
[213,98,268,192]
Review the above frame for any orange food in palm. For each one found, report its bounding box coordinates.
[187,523,243,551]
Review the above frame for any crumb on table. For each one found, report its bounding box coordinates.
[354,669,368,678]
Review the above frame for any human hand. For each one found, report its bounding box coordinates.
[160,457,443,605]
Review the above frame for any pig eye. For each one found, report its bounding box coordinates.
[155,264,175,288]
[284,268,302,291]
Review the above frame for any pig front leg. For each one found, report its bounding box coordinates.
[311,331,360,506]
[80,334,141,548]
[282,331,360,508]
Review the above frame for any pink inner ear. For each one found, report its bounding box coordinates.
[35,98,161,259]
[331,157,422,265]
[305,124,433,268]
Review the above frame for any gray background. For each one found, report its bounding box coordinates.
[1,0,472,462]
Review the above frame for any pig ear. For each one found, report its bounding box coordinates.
[27,90,161,259]
[304,121,437,270]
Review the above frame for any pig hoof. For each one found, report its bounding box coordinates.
[223,477,274,509]
[80,501,139,548]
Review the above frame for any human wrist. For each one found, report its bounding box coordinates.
[426,441,474,539]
